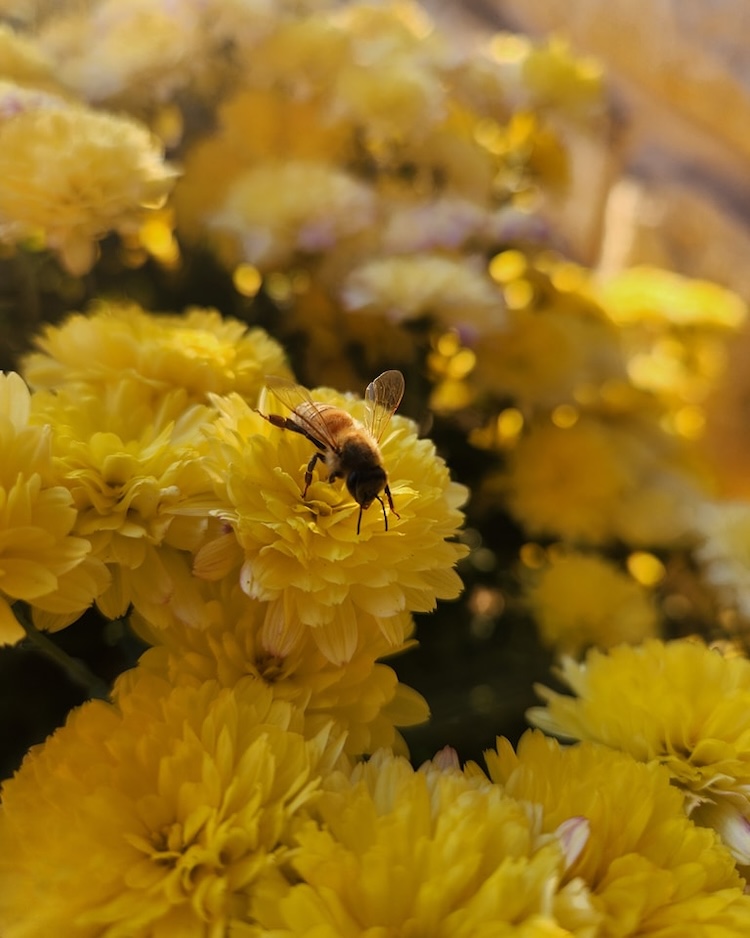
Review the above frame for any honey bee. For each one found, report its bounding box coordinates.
[259,370,405,534]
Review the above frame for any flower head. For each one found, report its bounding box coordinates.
[191,385,468,661]
[132,580,429,757]
[483,730,750,934]
[0,372,107,642]
[0,669,344,937]
[244,749,600,936]
[22,302,291,407]
[523,550,660,656]
[0,102,176,273]
[529,638,750,864]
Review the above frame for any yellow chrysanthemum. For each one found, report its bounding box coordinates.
[22,303,291,407]
[131,580,428,757]
[483,730,750,934]
[0,669,344,937]
[504,417,698,547]
[524,550,660,656]
[190,386,468,661]
[341,253,503,336]
[0,103,176,274]
[529,639,750,865]
[692,499,750,620]
[0,372,108,643]
[209,160,377,268]
[30,380,215,625]
[242,749,600,936]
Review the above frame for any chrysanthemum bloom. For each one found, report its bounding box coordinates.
[30,380,215,626]
[524,550,659,656]
[22,303,291,407]
[482,730,750,933]
[0,372,108,643]
[0,102,176,274]
[504,416,699,547]
[190,387,468,662]
[131,580,428,757]
[529,639,750,866]
[209,160,377,268]
[0,669,344,937]
[239,748,599,936]
[692,499,750,620]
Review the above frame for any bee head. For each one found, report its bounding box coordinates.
[346,465,387,509]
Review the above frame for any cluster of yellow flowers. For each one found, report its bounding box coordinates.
[5,0,750,934]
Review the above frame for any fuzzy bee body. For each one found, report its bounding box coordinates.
[259,371,405,534]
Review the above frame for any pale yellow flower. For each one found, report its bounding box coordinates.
[693,499,750,620]
[0,103,176,274]
[483,730,750,934]
[529,638,750,866]
[22,302,291,407]
[243,749,600,936]
[209,160,377,268]
[132,579,428,757]
[0,24,61,92]
[0,372,107,643]
[0,669,344,937]
[190,385,468,662]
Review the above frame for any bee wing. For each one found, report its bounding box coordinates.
[364,370,405,442]
[264,376,341,451]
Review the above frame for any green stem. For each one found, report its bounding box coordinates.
[13,604,110,701]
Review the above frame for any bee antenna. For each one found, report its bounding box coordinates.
[357,506,363,536]
[376,495,388,532]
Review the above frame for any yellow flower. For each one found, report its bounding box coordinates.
[0,669,344,937]
[504,417,698,547]
[0,372,107,643]
[243,749,600,936]
[209,160,377,268]
[0,24,61,92]
[693,499,750,620]
[22,302,291,407]
[0,103,176,274]
[483,730,750,935]
[131,580,429,757]
[30,380,215,624]
[529,639,750,865]
[340,253,503,336]
[191,385,468,661]
[524,550,659,656]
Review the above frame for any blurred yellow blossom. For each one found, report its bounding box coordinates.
[0,372,107,643]
[0,669,344,937]
[0,103,176,274]
[693,500,750,621]
[190,385,468,662]
[22,302,291,406]
[529,639,750,866]
[132,580,428,757]
[30,381,214,625]
[484,730,750,933]
[523,549,660,656]
[242,748,600,936]
[0,24,61,92]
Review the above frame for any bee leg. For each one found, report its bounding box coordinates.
[375,495,387,532]
[303,451,326,497]
[357,506,364,536]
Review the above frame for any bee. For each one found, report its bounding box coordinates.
[259,370,405,534]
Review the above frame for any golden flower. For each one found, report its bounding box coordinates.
[0,103,176,274]
[503,416,699,547]
[692,499,750,620]
[529,639,750,865]
[524,550,660,656]
[190,385,468,662]
[484,730,750,934]
[243,748,600,936]
[209,160,377,268]
[0,372,107,643]
[22,302,291,407]
[132,579,428,757]
[30,380,215,624]
[0,668,344,937]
